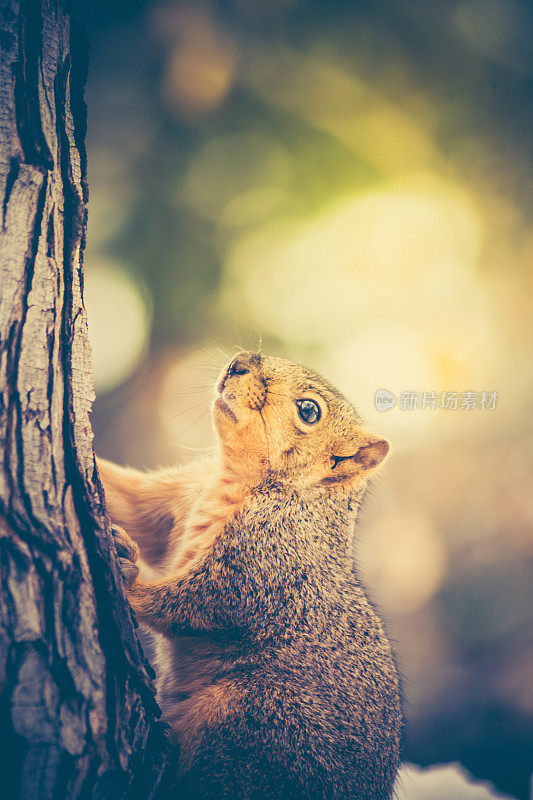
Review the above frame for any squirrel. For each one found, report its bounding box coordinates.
[97,351,403,800]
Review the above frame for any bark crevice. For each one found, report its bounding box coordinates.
[14,0,53,170]
[2,157,20,227]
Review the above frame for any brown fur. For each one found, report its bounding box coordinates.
[100,352,402,800]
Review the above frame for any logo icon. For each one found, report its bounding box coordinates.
[375,389,396,412]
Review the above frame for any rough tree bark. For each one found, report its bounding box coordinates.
[0,1,170,797]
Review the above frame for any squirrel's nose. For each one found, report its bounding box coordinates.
[218,352,261,393]
[228,359,250,377]
[228,352,262,376]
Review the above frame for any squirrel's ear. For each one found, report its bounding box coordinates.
[322,433,389,487]
[352,436,389,472]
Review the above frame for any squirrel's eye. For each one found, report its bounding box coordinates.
[296,399,321,424]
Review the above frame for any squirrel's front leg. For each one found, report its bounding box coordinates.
[127,569,219,637]
[110,525,171,627]
[109,526,206,639]
[117,530,235,638]
[109,520,219,635]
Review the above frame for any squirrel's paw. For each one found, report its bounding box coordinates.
[111,524,140,590]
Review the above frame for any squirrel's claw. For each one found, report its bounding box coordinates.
[111,524,140,590]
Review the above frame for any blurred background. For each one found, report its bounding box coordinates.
[72,1,533,797]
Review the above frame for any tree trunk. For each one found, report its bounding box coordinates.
[0,1,169,797]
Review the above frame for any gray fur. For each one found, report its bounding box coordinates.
[147,482,402,799]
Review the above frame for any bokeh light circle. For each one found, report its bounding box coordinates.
[85,259,151,393]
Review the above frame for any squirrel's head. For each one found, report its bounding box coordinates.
[213,351,389,490]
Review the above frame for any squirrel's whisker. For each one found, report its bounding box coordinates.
[198,347,228,371]
[170,443,217,454]
[173,406,211,440]
[170,386,212,397]
[170,400,210,420]
[193,360,221,373]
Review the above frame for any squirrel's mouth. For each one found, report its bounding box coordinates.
[214,397,238,423]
